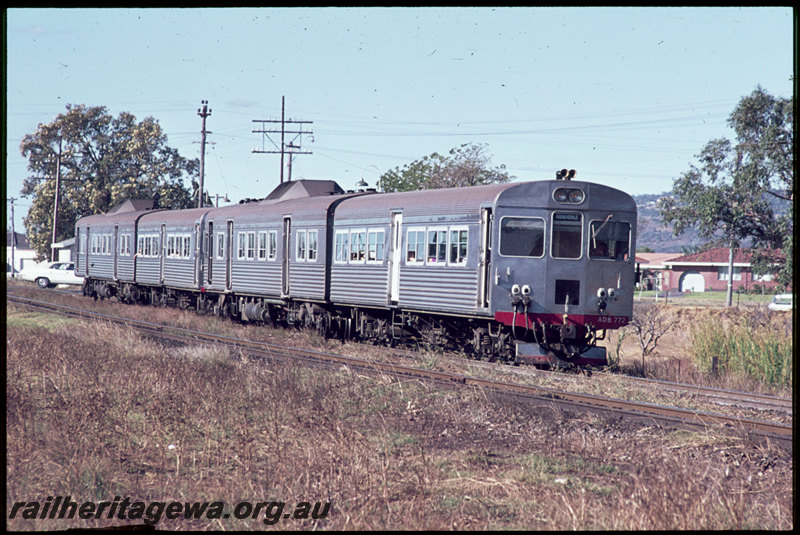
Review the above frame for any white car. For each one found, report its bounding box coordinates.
[767,293,793,312]
[19,261,84,288]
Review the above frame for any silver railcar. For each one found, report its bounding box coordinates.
[75,175,636,366]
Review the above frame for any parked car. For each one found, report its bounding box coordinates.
[767,293,793,312]
[19,261,84,288]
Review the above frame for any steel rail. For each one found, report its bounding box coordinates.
[8,294,792,451]
[464,359,793,414]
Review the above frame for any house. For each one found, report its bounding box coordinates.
[661,247,782,293]
[51,237,76,263]
[635,252,684,291]
[6,231,38,276]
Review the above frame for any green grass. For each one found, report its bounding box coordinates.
[688,310,792,387]
[636,290,776,307]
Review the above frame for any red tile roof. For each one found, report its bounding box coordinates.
[665,247,783,265]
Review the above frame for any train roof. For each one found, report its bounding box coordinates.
[201,191,365,224]
[333,179,635,220]
[335,182,517,221]
[495,180,637,212]
[75,178,635,229]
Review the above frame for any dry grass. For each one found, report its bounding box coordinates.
[603,303,793,397]
[6,302,793,530]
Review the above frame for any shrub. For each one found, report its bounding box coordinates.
[688,307,792,387]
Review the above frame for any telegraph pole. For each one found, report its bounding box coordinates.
[197,100,212,208]
[252,96,313,184]
[51,137,63,261]
[8,197,16,276]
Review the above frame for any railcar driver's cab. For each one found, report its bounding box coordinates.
[490,179,636,319]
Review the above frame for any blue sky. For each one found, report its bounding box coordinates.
[5,7,794,231]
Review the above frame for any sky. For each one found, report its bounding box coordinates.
[4,7,794,233]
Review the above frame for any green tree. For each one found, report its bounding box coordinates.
[19,104,198,260]
[658,87,793,294]
[379,143,514,192]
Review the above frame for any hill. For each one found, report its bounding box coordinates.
[633,193,706,253]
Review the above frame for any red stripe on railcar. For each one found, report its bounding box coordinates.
[494,311,630,329]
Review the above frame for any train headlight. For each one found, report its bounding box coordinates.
[511,284,521,296]
[596,288,607,299]
[553,187,586,204]
[554,189,570,202]
[521,285,531,296]
[568,189,585,203]
[607,288,616,299]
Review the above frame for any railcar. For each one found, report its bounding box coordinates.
[75,173,637,366]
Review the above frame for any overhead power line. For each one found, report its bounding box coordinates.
[252,96,313,184]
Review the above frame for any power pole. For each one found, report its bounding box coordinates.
[252,96,313,184]
[197,100,212,208]
[8,197,16,277]
[51,137,63,261]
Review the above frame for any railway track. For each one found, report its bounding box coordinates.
[7,292,793,451]
[464,358,793,415]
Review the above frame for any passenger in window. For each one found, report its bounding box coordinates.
[591,241,608,258]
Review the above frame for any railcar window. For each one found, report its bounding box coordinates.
[184,235,193,258]
[137,236,157,257]
[237,232,246,260]
[551,213,582,259]
[367,230,385,263]
[500,217,544,257]
[334,231,349,263]
[406,229,425,264]
[350,230,366,262]
[449,229,468,265]
[216,232,225,260]
[268,231,277,261]
[119,234,130,256]
[246,232,255,260]
[589,220,630,261]
[308,230,318,261]
[296,230,307,261]
[258,231,268,260]
[426,229,447,264]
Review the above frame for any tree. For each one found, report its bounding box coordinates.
[658,87,793,295]
[379,143,514,192]
[19,104,198,260]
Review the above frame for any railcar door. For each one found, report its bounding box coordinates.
[113,225,119,280]
[83,226,90,276]
[282,216,291,296]
[225,220,233,291]
[194,222,201,287]
[478,207,492,308]
[388,211,402,304]
[159,224,166,285]
[206,221,213,285]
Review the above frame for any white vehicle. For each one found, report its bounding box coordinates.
[767,293,793,312]
[19,261,84,288]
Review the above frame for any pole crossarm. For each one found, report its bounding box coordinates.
[251,96,313,183]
